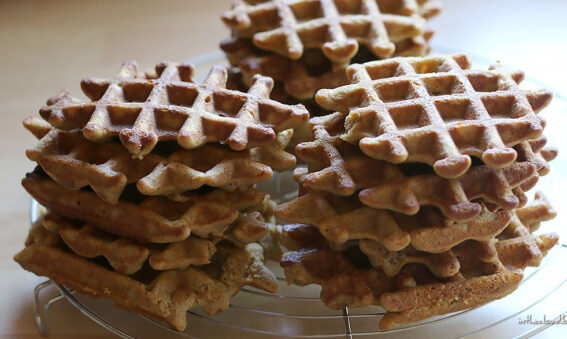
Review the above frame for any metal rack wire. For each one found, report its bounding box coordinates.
[27,51,567,338]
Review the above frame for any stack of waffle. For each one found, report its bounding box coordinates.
[274,54,560,329]
[14,60,310,331]
[220,0,443,108]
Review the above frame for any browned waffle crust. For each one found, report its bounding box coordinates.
[220,0,442,102]
[14,60,315,331]
[221,0,439,65]
[39,61,309,159]
[15,214,277,331]
[279,192,558,329]
[273,55,559,329]
[315,55,552,178]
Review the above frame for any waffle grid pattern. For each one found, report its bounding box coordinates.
[316,54,552,178]
[222,0,427,65]
[40,61,308,159]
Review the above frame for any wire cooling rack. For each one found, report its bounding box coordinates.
[28,51,567,338]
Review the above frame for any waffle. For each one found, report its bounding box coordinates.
[514,191,556,232]
[221,37,348,101]
[416,0,442,19]
[275,190,512,253]
[14,216,277,331]
[22,170,266,243]
[45,208,269,273]
[48,210,216,273]
[138,129,295,196]
[221,29,434,102]
[315,54,552,178]
[39,61,309,159]
[388,29,433,57]
[359,239,459,278]
[280,192,558,329]
[58,218,150,275]
[221,0,438,66]
[515,136,558,179]
[359,135,557,216]
[358,160,538,220]
[24,116,295,204]
[293,113,553,221]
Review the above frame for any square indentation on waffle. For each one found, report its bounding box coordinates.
[290,0,325,22]
[316,54,552,178]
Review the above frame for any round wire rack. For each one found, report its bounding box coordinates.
[29,51,567,338]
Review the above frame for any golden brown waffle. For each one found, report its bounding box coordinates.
[45,209,269,272]
[358,134,557,215]
[24,116,295,204]
[275,190,512,253]
[293,113,553,221]
[389,28,433,57]
[43,210,152,271]
[316,54,552,178]
[280,192,558,329]
[221,29,434,101]
[14,216,277,331]
[359,239,459,278]
[223,29,435,71]
[47,210,215,273]
[59,220,150,275]
[222,37,348,101]
[221,0,437,66]
[357,160,538,220]
[276,191,408,250]
[137,129,294,195]
[22,170,266,243]
[380,192,558,329]
[39,61,309,159]
[514,191,556,232]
